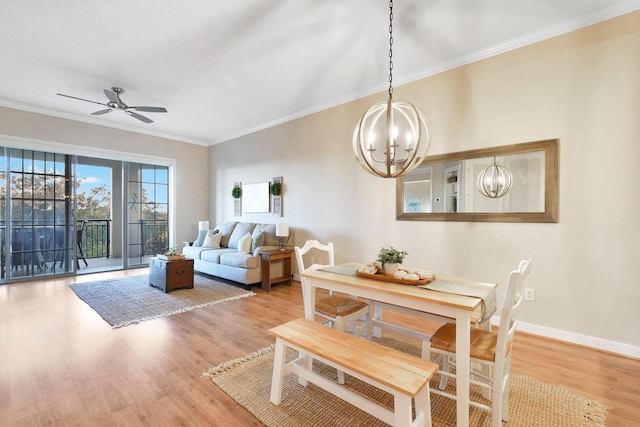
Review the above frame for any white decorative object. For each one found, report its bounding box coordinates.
[384,263,399,276]
[276,223,289,249]
[243,182,270,213]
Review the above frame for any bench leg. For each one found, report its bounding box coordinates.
[414,386,431,427]
[298,354,311,387]
[270,338,287,405]
[393,393,413,427]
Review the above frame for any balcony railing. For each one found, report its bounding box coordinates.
[83,219,111,259]
[81,219,169,259]
[139,219,169,256]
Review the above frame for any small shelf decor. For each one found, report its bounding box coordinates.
[272,176,283,217]
[233,181,242,216]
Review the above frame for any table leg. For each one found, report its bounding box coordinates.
[455,313,471,427]
[300,278,317,385]
[301,278,315,320]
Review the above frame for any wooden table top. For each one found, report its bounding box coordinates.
[300,264,497,313]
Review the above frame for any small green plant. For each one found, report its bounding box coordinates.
[376,246,408,266]
[231,186,242,199]
[166,245,178,256]
[270,182,281,196]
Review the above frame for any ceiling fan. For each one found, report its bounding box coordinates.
[56,87,167,123]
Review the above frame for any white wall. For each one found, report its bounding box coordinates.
[210,11,640,352]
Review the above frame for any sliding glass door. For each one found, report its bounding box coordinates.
[0,145,171,283]
[126,163,169,267]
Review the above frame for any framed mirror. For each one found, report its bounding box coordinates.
[396,139,559,222]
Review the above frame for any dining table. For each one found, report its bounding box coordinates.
[299,263,498,427]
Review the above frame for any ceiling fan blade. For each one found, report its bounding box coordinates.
[128,106,167,113]
[126,110,153,123]
[91,109,113,115]
[103,88,120,104]
[57,93,109,107]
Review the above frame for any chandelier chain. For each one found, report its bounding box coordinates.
[388,0,394,99]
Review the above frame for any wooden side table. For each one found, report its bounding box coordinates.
[259,249,293,291]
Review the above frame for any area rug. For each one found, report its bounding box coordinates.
[70,274,255,328]
[203,336,609,427]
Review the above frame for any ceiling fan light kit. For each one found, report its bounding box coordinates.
[57,87,167,123]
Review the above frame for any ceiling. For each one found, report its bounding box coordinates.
[1,1,638,146]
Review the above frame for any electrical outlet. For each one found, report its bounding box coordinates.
[524,288,535,301]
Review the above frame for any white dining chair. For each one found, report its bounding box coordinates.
[424,259,531,427]
[295,240,373,385]
[295,240,372,338]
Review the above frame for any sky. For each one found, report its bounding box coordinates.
[77,164,111,194]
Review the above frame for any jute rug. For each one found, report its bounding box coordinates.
[70,274,255,328]
[203,336,609,427]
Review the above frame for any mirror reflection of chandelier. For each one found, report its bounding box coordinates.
[477,157,513,198]
[352,0,430,178]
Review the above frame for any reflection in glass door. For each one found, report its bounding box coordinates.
[5,149,75,280]
[126,163,169,267]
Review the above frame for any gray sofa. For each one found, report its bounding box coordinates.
[182,221,294,288]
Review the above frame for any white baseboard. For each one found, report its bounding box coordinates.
[493,318,640,359]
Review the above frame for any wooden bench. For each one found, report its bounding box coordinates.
[269,318,439,427]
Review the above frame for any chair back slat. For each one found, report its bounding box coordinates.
[497,259,531,359]
[294,240,335,274]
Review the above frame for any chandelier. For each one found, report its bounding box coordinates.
[477,157,513,198]
[353,0,430,178]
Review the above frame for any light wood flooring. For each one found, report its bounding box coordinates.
[1,269,638,426]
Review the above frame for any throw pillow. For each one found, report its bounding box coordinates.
[195,229,208,247]
[202,231,222,248]
[251,231,264,252]
[237,232,252,254]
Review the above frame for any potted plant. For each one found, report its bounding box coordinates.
[270,182,281,196]
[159,245,183,260]
[377,246,408,275]
[231,186,242,199]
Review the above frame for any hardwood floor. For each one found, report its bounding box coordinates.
[1,269,638,426]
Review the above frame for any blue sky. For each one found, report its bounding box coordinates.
[77,165,111,193]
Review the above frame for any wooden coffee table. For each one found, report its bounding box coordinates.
[149,257,194,292]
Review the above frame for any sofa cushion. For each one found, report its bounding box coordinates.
[220,252,260,269]
[202,230,222,248]
[251,230,264,252]
[213,221,238,248]
[228,222,256,249]
[200,248,236,263]
[195,229,208,247]
[183,246,217,260]
[253,223,279,246]
[238,232,252,253]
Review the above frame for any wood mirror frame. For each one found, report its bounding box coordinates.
[396,138,559,223]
